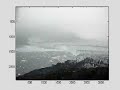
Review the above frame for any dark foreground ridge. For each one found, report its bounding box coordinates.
[16,57,109,80]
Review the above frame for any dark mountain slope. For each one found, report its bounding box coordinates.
[17,57,109,80]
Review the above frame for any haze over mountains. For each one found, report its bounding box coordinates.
[16,7,108,49]
[16,7,109,79]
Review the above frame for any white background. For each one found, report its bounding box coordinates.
[0,0,120,90]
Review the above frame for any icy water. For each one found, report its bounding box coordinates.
[16,45,108,76]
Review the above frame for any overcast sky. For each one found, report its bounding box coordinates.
[16,7,108,50]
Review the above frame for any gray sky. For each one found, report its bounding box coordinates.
[16,7,108,49]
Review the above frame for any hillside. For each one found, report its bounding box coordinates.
[16,57,109,80]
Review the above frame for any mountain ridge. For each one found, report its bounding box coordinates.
[16,57,109,80]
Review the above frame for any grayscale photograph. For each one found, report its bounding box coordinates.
[16,7,109,80]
